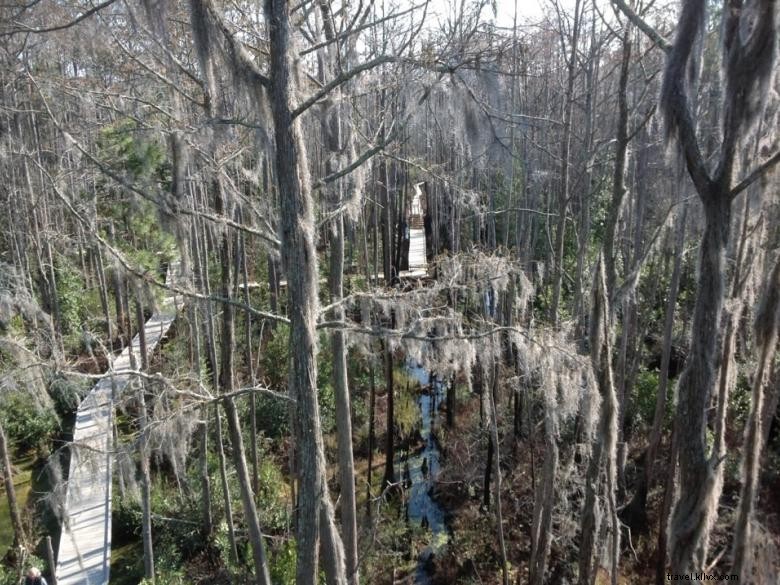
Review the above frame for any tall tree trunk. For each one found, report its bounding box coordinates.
[133,291,154,581]
[328,214,359,584]
[265,1,347,581]
[669,193,731,574]
[195,220,238,562]
[656,429,677,585]
[578,258,620,585]
[367,364,376,516]
[625,203,687,526]
[198,420,213,537]
[222,397,272,585]
[732,259,780,578]
[239,220,260,494]
[486,359,508,585]
[529,413,558,585]
[215,164,272,585]
[383,334,396,489]
[549,0,582,326]
[379,90,395,285]
[603,22,632,298]
[315,5,360,575]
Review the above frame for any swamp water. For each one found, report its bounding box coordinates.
[398,363,451,583]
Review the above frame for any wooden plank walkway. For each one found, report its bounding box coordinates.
[403,183,427,278]
[56,265,179,585]
[403,226,428,278]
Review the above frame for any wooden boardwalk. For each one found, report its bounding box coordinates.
[404,225,428,278]
[56,266,179,585]
[402,183,427,278]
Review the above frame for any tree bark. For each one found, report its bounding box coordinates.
[133,291,154,581]
[732,259,780,578]
[222,397,272,585]
[215,159,272,585]
[669,193,731,574]
[315,5,360,575]
[625,203,687,526]
[530,405,558,585]
[603,22,632,298]
[198,420,213,538]
[195,220,238,562]
[383,334,396,489]
[328,214,359,584]
[549,0,582,326]
[265,1,347,581]
[367,364,376,516]
[578,258,620,585]
[487,359,508,585]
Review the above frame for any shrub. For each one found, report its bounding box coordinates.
[260,324,289,388]
[270,539,296,585]
[255,448,290,533]
[632,369,671,430]
[55,261,85,336]
[48,374,88,417]
[112,494,142,542]
[0,392,59,454]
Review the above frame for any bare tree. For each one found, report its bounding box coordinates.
[655,0,779,574]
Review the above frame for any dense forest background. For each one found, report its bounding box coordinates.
[0,0,779,583]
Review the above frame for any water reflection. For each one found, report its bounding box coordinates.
[400,362,450,583]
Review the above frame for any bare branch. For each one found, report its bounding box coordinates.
[1,0,119,37]
[729,149,780,199]
[610,0,671,53]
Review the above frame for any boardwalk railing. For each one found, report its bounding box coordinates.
[55,264,179,585]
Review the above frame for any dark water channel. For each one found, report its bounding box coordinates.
[399,363,450,583]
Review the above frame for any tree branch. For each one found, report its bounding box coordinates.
[610,0,671,53]
[729,149,780,199]
[1,0,119,36]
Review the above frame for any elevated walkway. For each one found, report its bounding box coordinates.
[56,264,179,585]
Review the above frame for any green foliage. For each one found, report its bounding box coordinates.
[362,503,417,582]
[55,260,86,336]
[150,485,203,562]
[632,369,672,430]
[96,118,176,273]
[269,539,297,585]
[0,392,59,454]
[214,521,243,574]
[257,325,291,438]
[395,387,421,439]
[253,391,290,440]
[257,324,337,436]
[492,163,525,248]
[346,353,371,429]
[48,374,89,416]
[261,324,290,390]
[102,195,176,272]
[0,554,49,585]
[112,479,204,576]
[112,494,143,541]
[98,119,165,180]
[0,565,16,585]
[141,570,186,585]
[729,372,752,428]
[309,330,336,435]
[5,314,25,337]
[254,443,291,533]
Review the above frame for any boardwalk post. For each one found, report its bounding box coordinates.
[46,536,57,585]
